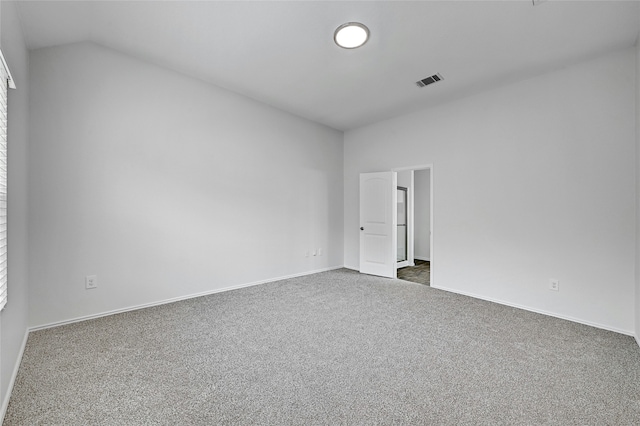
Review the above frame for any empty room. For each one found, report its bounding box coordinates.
[0,0,639,424]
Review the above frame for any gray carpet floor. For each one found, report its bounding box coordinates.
[4,269,640,425]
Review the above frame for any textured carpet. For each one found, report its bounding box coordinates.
[4,269,640,425]
[397,259,430,286]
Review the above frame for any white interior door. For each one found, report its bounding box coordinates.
[359,171,397,278]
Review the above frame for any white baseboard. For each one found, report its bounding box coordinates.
[1,329,28,423]
[635,334,640,349]
[431,284,634,337]
[414,256,430,261]
[30,265,344,332]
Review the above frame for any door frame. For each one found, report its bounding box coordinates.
[391,164,433,283]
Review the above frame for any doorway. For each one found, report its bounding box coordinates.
[397,186,408,267]
[358,165,432,282]
[395,167,432,286]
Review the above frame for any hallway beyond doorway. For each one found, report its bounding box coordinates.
[397,260,430,286]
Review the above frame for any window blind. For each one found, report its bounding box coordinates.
[0,49,13,313]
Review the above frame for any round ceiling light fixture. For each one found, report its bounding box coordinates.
[334,22,370,49]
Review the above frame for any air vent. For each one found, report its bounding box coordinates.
[416,73,443,88]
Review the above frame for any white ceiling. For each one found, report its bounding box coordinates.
[15,0,640,131]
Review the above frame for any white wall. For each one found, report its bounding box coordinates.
[397,170,412,189]
[0,0,29,415]
[28,42,343,327]
[414,169,430,261]
[345,48,636,334]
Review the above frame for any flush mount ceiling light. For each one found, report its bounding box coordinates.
[334,22,369,49]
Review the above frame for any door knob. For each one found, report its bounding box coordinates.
[360,227,364,231]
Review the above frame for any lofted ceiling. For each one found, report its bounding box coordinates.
[14,0,640,131]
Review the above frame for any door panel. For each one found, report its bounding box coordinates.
[359,172,397,278]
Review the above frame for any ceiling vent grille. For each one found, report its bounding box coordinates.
[416,73,443,88]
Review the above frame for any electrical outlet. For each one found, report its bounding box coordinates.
[313,249,317,256]
[318,248,323,256]
[549,278,559,292]
[305,251,309,258]
[86,275,98,290]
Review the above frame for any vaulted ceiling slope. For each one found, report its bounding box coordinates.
[15,1,640,131]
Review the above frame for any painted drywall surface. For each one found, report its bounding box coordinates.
[397,170,411,189]
[0,0,29,410]
[28,42,343,327]
[345,48,636,333]
[414,169,430,260]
